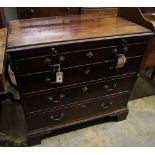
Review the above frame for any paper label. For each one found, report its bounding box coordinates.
[56,72,63,83]
[116,55,127,69]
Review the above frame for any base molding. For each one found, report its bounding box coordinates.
[115,110,128,122]
[26,108,128,146]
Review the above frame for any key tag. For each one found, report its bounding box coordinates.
[56,64,63,83]
[115,54,127,69]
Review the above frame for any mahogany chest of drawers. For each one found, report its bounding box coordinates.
[6,14,153,146]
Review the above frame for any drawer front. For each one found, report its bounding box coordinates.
[20,57,141,94]
[11,36,149,60]
[17,7,80,19]
[24,75,135,113]
[15,43,146,75]
[26,93,129,131]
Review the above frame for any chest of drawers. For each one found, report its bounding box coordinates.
[6,14,153,146]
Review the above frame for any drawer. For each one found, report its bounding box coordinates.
[20,57,141,94]
[24,75,136,113]
[17,7,81,19]
[15,43,146,75]
[10,36,149,60]
[26,93,129,131]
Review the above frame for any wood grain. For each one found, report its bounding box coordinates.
[7,14,152,49]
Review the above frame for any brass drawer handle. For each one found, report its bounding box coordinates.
[86,51,94,59]
[51,48,58,56]
[50,113,64,121]
[59,55,65,62]
[100,101,113,109]
[44,57,52,66]
[122,38,128,44]
[48,96,54,102]
[80,104,87,109]
[51,48,56,51]
[112,48,122,57]
[112,48,118,53]
[113,83,118,88]
[123,46,128,52]
[46,78,54,84]
[60,94,65,100]
[112,46,128,56]
[104,84,109,89]
[84,69,90,75]
[82,86,88,93]
[48,94,65,103]
[104,83,118,91]
[100,103,109,109]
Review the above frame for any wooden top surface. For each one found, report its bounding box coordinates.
[0,28,7,77]
[7,14,152,49]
